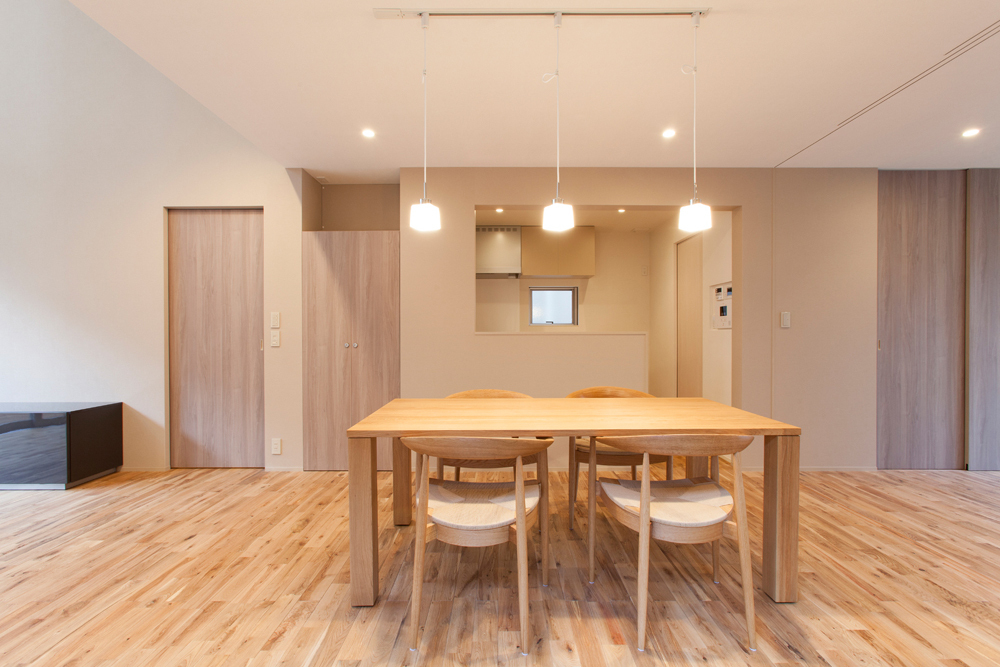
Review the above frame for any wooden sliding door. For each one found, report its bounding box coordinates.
[968,169,1000,470]
[168,209,264,468]
[303,231,399,471]
[677,233,703,398]
[877,171,965,469]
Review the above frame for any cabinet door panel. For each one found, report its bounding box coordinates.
[353,232,401,469]
[303,232,357,470]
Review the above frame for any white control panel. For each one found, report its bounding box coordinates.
[270,330,281,347]
[780,311,791,328]
[270,312,280,328]
[271,438,282,455]
[711,281,733,330]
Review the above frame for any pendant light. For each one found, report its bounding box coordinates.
[679,12,711,233]
[542,13,574,232]
[410,12,441,231]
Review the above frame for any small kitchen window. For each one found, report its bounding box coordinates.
[530,287,578,326]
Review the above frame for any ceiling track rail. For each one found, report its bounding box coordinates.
[374,7,710,19]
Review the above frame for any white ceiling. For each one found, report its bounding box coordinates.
[68,0,1000,183]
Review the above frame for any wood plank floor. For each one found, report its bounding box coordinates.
[1,466,999,666]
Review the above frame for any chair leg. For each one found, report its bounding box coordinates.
[732,452,757,651]
[568,437,577,532]
[666,456,673,480]
[411,454,430,650]
[538,450,549,586]
[436,458,444,480]
[637,452,651,651]
[588,437,598,583]
[454,465,461,481]
[631,465,637,480]
[712,540,721,584]
[515,456,530,655]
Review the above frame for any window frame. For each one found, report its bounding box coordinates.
[528,286,579,326]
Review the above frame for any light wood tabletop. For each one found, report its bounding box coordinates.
[346,397,801,607]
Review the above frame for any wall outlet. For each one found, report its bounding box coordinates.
[271,438,282,455]
[641,265,648,276]
[780,311,791,328]
[270,312,280,328]
[270,330,281,347]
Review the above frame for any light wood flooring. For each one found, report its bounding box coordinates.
[1,466,999,666]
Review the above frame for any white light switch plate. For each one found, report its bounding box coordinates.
[270,312,280,328]
[780,312,791,328]
[270,330,281,347]
[271,438,282,455]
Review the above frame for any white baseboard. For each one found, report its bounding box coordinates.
[119,467,170,472]
[265,467,304,472]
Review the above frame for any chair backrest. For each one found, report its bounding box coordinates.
[566,386,654,399]
[596,434,753,457]
[401,436,553,460]
[447,389,532,399]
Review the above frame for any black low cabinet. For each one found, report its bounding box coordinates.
[0,402,123,489]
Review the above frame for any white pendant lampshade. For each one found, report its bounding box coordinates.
[679,201,711,232]
[410,200,441,231]
[543,200,574,231]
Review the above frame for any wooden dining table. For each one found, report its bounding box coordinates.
[345,397,801,607]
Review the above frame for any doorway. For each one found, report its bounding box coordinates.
[168,208,265,468]
[676,233,703,397]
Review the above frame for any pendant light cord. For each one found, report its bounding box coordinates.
[692,11,699,202]
[422,12,429,201]
[543,13,563,200]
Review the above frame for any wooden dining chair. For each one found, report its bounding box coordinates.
[437,389,535,482]
[566,386,672,535]
[403,436,553,655]
[596,434,756,652]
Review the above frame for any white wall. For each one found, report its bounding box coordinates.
[0,0,304,470]
[702,212,733,405]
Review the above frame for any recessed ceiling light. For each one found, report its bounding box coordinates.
[496,208,503,213]
[962,128,980,137]
[662,129,676,138]
[618,209,625,213]
[362,129,375,138]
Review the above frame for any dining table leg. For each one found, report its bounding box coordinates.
[392,437,412,526]
[349,436,379,606]
[762,434,800,603]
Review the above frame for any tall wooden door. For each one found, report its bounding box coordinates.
[967,169,1000,470]
[877,171,966,469]
[168,209,264,468]
[303,231,399,470]
[677,234,703,397]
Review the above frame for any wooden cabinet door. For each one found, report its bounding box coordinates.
[557,227,596,276]
[168,209,264,468]
[303,232,357,470]
[352,232,400,470]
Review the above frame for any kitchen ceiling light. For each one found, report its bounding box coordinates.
[662,129,676,138]
[963,128,981,137]
[409,13,440,232]
[542,13,574,232]
[362,129,375,138]
[618,209,626,213]
[679,12,711,233]
[496,208,503,212]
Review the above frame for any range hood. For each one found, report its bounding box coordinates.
[476,226,521,277]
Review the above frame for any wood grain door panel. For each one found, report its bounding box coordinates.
[677,234,703,398]
[168,209,264,468]
[877,171,965,470]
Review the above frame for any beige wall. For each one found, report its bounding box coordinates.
[0,0,304,470]
[299,170,323,232]
[322,184,400,231]
[404,167,877,470]
[773,169,878,469]
[476,230,651,333]
[702,212,733,406]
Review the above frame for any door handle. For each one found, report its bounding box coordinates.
[260,339,263,351]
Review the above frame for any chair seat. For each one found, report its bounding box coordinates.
[428,480,540,530]
[574,437,671,459]
[599,478,733,528]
